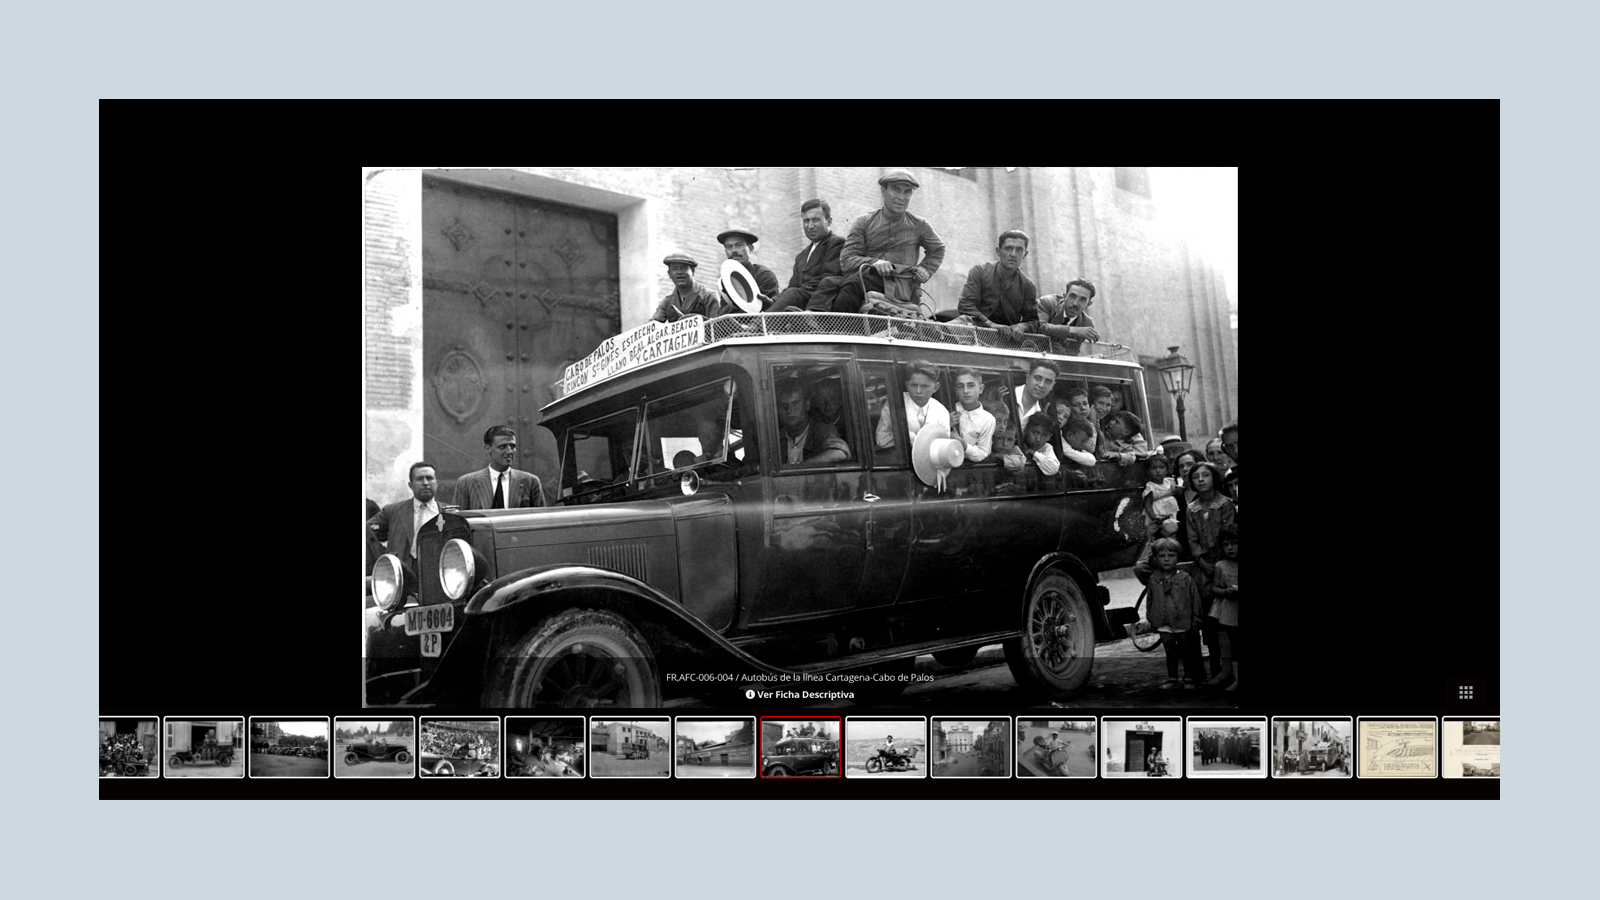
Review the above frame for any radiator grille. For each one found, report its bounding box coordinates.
[588,543,647,581]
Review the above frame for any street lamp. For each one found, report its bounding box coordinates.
[1156,345,1197,441]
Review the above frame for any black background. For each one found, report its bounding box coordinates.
[101,156,1497,801]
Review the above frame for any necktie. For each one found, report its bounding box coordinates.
[412,504,429,558]
[492,471,505,509]
[804,242,816,266]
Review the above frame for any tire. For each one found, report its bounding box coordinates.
[432,760,454,777]
[767,764,794,777]
[932,646,981,667]
[1003,571,1096,698]
[481,608,661,708]
[218,754,233,767]
[395,750,411,765]
[1129,587,1164,652]
[847,657,914,704]
[344,752,360,766]
[168,756,183,769]
[865,756,884,773]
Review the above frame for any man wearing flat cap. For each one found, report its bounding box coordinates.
[717,228,781,310]
[808,168,946,314]
[769,198,846,313]
[651,253,731,323]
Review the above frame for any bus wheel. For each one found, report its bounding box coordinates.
[1004,572,1095,698]
[482,609,661,709]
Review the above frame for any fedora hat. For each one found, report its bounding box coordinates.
[911,421,964,492]
[718,259,764,314]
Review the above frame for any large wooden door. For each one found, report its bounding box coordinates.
[421,177,620,503]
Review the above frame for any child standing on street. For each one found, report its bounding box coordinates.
[1135,536,1206,689]
[1208,526,1240,691]
[1186,462,1237,682]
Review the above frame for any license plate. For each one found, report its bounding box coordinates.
[405,603,455,636]
[420,632,443,657]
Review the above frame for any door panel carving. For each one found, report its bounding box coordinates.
[422,177,620,504]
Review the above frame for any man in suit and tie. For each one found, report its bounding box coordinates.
[452,425,545,510]
[769,199,847,312]
[368,461,442,567]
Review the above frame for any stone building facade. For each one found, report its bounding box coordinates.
[364,167,1236,506]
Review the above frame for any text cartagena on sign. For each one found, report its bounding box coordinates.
[562,315,706,395]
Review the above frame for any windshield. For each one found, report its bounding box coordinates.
[560,408,639,503]
[642,379,736,475]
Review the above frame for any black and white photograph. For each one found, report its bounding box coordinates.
[931,718,1011,778]
[249,718,330,778]
[589,719,670,778]
[1270,718,1352,778]
[164,717,243,778]
[418,718,500,778]
[1442,718,1499,779]
[1101,718,1183,778]
[99,717,158,778]
[760,718,841,778]
[674,718,755,778]
[334,718,416,778]
[1016,718,1097,778]
[362,167,1238,715]
[1186,718,1265,778]
[844,718,926,778]
[506,717,586,777]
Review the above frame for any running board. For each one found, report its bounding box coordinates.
[784,630,1018,674]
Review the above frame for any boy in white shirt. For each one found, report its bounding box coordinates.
[876,358,949,449]
[949,367,994,463]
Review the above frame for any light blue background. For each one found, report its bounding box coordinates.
[15,1,1555,895]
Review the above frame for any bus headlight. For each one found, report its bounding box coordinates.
[371,554,405,611]
[440,538,475,600]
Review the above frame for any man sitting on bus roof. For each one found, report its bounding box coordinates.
[717,228,781,310]
[958,230,1046,342]
[1036,278,1101,356]
[652,253,732,322]
[805,169,946,314]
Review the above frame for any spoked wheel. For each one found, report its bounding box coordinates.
[395,750,411,765]
[217,754,233,767]
[1129,587,1164,652]
[482,609,661,709]
[865,757,884,773]
[1004,572,1096,698]
[168,756,183,769]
